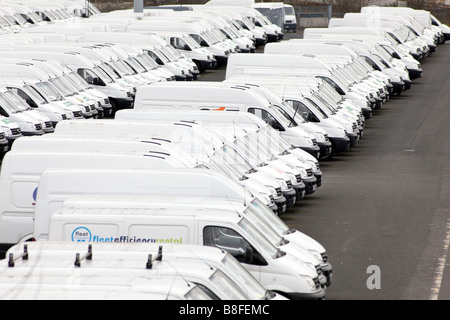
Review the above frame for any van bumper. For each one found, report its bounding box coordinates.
[112,97,134,113]
[391,81,405,95]
[300,146,321,160]
[303,177,318,195]
[318,141,332,160]
[329,136,351,154]
[256,37,268,47]
[362,107,373,119]
[314,172,323,187]
[408,69,423,80]
[321,262,333,287]
[0,140,9,157]
[287,288,326,300]
[284,23,297,32]
[215,55,229,67]
[283,189,297,208]
[293,183,306,201]
[274,196,287,215]
[348,132,359,148]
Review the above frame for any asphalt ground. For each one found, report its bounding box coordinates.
[200,33,450,300]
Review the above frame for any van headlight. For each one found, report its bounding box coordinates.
[301,276,317,291]
[3,128,12,137]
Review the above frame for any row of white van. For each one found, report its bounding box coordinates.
[0,0,289,158]
[0,2,445,301]
[0,108,334,299]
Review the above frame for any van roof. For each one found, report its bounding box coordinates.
[61,194,249,211]
[52,205,242,219]
[115,110,267,127]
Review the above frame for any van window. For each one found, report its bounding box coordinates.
[248,108,285,131]
[203,225,268,266]
[77,68,106,86]
[8,88,37,108]
[190,34,208,47]
[171,37,191,51]
[193,283,220,300]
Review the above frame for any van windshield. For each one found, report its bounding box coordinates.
[249,199,291,235]
[185,285,213,300]
[4,91,32,111]
[217,145,256,176]
[35,81,64,101]
[93,66,114,83]
[209,269,249,300]
[66,73,91,91]
[243,203,286,247]
[221,253,269,299]
[0,93,22,114]
[239,217,281,259]
[24,84,48,104]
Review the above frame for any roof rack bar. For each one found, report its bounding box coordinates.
[74,244,93,267]
[7,244,29,268]
[146,246,163,269]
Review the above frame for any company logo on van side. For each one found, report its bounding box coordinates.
[70,227,182,244]
[72,227,92,242]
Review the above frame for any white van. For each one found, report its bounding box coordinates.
[0,277,211,300]
[0,58,101,119]
[342,12,437,53]
[222,77,352,156]
[115,109,322,191]
[1,49,134,115]
[0,82,46,137]
[115,109,324,186]
[125,19,232,66]
[0,60,93,119]
[3,244,250,300]
[134,82,322,160]
[52,119,289,212]
[5,241,287,300]
[46,200,325,299]
[226,52,380,102]
[1,78,83,125]
[33,191,328,286]
[0,150,190,256]
[288,37,423,81]
[80,31,211,74]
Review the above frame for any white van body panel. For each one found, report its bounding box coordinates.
[5,241,285,300]
[46,204,325,299]
[0,150,186,247]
